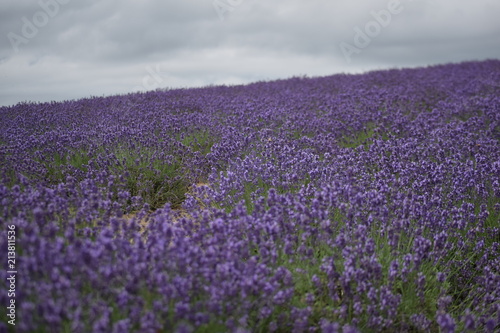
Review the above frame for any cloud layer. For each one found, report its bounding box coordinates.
[1,0,499,106]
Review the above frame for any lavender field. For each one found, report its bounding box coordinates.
[1,60,499,332]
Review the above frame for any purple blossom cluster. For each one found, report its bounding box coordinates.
[1,60,499,332]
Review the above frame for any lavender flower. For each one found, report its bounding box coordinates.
[1,59,498,331]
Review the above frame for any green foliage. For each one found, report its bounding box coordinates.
[180,130,216,155]
[113,147,188,210]
[338,123,377,149]
[44,150,92,183]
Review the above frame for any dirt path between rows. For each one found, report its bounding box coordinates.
[122,182,212,235]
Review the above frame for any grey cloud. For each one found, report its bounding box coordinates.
[1,0,499,107]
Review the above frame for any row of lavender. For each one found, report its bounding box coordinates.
[1,60,499,332]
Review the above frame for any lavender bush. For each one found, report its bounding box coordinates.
[1,60,499,332]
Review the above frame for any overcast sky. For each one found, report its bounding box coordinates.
[1,0,499,107]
